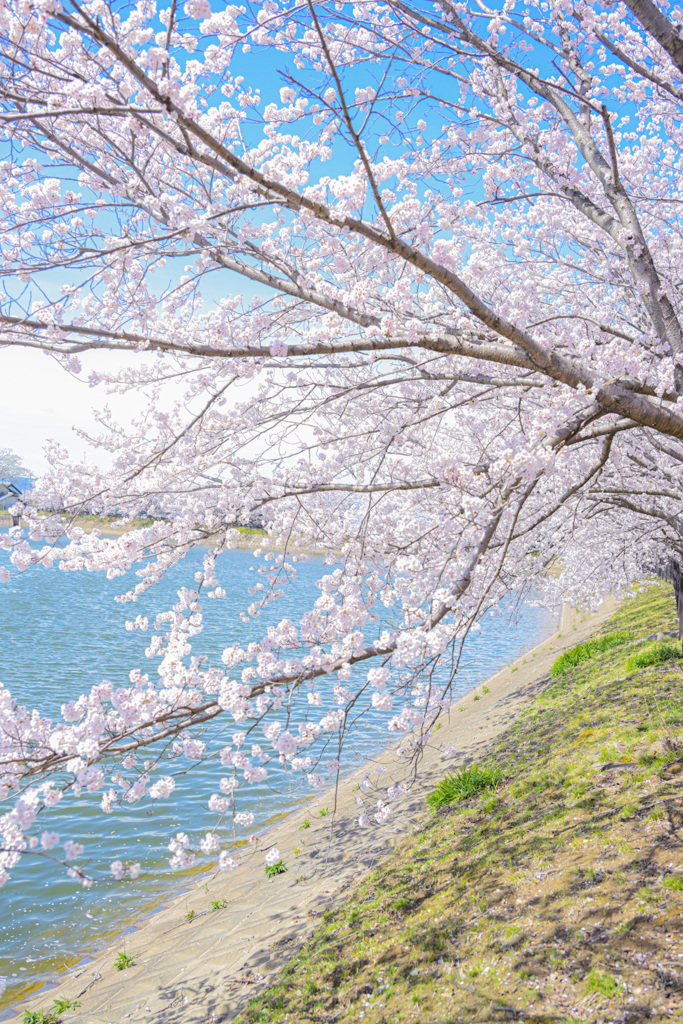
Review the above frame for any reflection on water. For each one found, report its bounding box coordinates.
[0,541,555,1008]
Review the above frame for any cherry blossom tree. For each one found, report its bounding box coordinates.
[1,0,683,888]
[0,447,32,477]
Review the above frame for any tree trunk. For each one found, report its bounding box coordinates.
[670,559,683,650]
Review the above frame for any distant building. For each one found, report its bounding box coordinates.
[246,510,266,529]
[0,477,35,519]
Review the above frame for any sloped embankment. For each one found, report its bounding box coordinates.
[237,586,683,1023]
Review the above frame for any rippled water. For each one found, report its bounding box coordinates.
[0,538,555,1010]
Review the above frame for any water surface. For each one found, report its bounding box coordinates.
[0,541,555,1009]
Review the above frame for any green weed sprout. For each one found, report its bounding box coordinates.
[114,951,135,971]
[23,1000,81,1024]
[265,860,287,878]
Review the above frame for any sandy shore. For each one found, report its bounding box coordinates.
[0,514,267,548]
[0,513,328,554]
[5,598,620,1024]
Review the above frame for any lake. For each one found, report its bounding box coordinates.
[0,538,555,1010]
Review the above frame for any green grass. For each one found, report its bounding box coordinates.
[236,584,683,1024]
[426,762,503,810]
[625,639,680,672]
[585,968,621,998]
[551,629,633,677]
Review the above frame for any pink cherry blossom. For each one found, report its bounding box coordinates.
[200,832,220,855]
[110,860,125,881]
[40,832,59,851]
[218,852,238,872]
[0,0,682,894]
